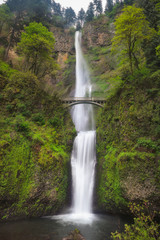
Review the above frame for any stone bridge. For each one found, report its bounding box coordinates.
[62,97,106,108]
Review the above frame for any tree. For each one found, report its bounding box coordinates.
[105,0,113,13]
[3,0,52,59]
[18,22,58,77]
[64,7,76,26]
[112,5,155,73]
[4,0,29,59]
[136,0,160,68]
[123,0,134,5]
[0,4,12,34]
[85,2,94,22]
[27,0,52,24]
[52,1,62,16]
[77,8,85,27]
[94,0,103,15]
[136,0,160,30]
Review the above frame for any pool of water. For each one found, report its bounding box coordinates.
[0,213,131,240]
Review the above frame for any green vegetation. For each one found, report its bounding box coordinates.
[112,5,154,73]
[111,202,160,239]
[96,68,160,212]
[81,2,160,238]
[0,62,74,219]
[0,0,75,219]
[18,22,58,77]
[0,2,160,238]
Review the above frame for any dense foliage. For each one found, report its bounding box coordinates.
[0,3,160,239]
[82,2,160,238]
[0,61,75,219]
[112,5,154,73]
[0,0,75,220]
[18,22,58,77]
[111,202,160,239]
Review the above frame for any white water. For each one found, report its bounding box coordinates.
[50,31,96,224]
[71,31,96,215]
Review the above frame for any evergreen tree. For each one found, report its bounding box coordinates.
[6,0,27,12]
[85,2,94,22]
[94,0,103,15]
[27,0,52,24]
[136,0,160,69]
[77,8,85,27]
[64,7,76,26]
[105,0,113,13]
[123,0,134,5]
[52,1,62,16]
[136,0,160,30]
[5,0,29,59]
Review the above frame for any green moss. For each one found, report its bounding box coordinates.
[96,70,160,213]
[97,146,127,210]
[0,65,74,220]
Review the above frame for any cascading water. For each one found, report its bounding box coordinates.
[71,31,96,215]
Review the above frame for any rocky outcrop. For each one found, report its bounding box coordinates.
[49,27,75,91]
[62,230,85,240]
[51,27,75,54]
[82,16,113,49]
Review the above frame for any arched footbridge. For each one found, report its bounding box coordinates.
[62,97,106,108]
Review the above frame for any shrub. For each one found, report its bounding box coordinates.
[111,202,160,240]
[31,113,45,126]
[48,116,62,127]
[15,115,30,134]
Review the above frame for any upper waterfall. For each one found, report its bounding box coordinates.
[72,31,95,132]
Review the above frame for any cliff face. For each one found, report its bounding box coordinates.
[81,16,114,98]
[50,27,75,94]
[83,16,112,49]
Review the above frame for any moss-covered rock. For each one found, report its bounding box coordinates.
[0,65,75,221]
[96,72,160,213]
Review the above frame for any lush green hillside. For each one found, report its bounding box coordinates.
[96,69,160,213]
[0,61,75,220]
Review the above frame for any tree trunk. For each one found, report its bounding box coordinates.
[132,52,139,70]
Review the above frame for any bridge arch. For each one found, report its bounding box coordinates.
[62,97,106,108]
[66,101,103,108]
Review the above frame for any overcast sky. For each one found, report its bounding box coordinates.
[56,0,107,14]
[0,0,107,14]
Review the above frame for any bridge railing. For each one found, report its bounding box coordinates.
[62,97,106,102]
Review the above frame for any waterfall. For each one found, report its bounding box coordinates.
[71,31,96,215]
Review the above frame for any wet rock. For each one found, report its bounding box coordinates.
[62,229,85,240]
